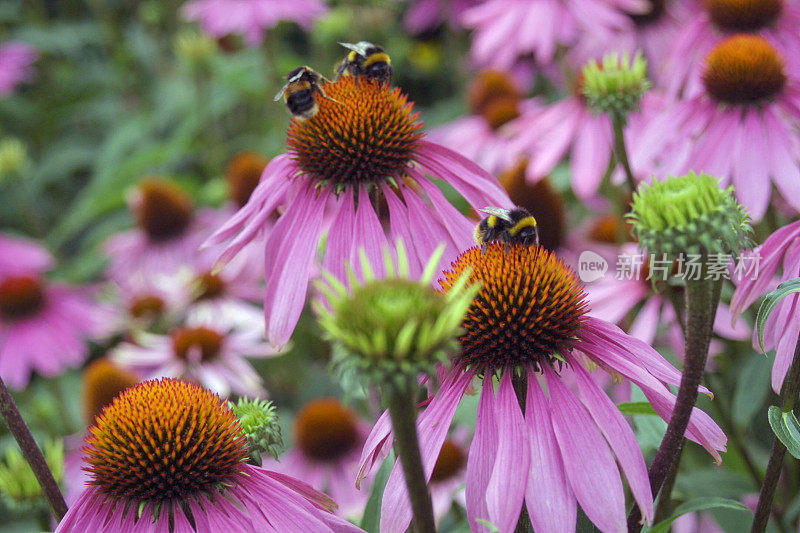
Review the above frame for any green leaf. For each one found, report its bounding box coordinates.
[617,402,658,416]
[475,520,500,533]
[756,278,800,351]
[360,453,394,532]
[732,355,772,427]
[768,406,800,459]
[644,497,750,533]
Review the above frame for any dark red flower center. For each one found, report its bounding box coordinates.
[468,70,521,130]
[136,178,194,242]
[439,244,588,373]
[171,327,224,362]
[129,294,166,318]
[430,439,465,482]
[84,379,249,501]
[227,151,269,207]
[82,358,140,424]
[705,0,783,31]
[194,272,226,300]
[294,398,359,462]
[0,275,45,321]
[702,34,786,104]
[287,77,424,189]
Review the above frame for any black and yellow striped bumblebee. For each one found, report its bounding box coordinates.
[334,41,393,84]
[274,66,330,120]
[474,207,539,251]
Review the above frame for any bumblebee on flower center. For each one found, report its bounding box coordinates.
[287,76,424,191]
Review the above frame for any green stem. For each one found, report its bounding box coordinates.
[386,382,436,533]
[751,332,800,533]
[0,377,67,521]
[611,115,637,194]
[628,277,721,531]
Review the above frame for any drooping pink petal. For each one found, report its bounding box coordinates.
[524,366,576,533]
[487,372,529,533]
[466,377,498,531]
[544,367,626,533]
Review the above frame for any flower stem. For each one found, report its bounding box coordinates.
[386,382,436,533]
[628,277,721,531]
[751,331,800,533]
[611,115,637,193]
[0,376,67,521]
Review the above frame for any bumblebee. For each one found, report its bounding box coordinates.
[274,66,330,120]
[334,41,393,84]
[474,207,539,250]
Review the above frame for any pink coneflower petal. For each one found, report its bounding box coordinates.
[763,109,800,212]
[545,367,626,533]
[322,193,353,282]
[411,172,475,249]
[571,115,612,200]
[357,410,393,489]
[381,185,424,278]
[0,234,52,275]
[732,111,771,221]
[572,363,653,522]
[771,294,800,392]
[263,183,327,347]
[466,377,498,531]
[487,372,529,533]
[525,370,576,533]
[628,295,663,344]
[353,187,390,279]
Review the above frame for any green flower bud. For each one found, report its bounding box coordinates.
[230,398,283,465]
[628,171,753,259]
[0,439,63,511]
[316,241,478,389]
[582,51,650,122]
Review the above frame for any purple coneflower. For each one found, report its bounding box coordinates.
[636,34,800,221]
[56,378,363,532]
[182,0,328,47]
[429,70,538,175]
[364,243,726,533]
[0,42,36,95]
[460,0,647,69]
[111,316,279,397]
[0,249,111,389]
[731,219,800,392]
[264,398,370,519]
[104,177,224,282]
[206,76,511,347]
[664,0,800,97]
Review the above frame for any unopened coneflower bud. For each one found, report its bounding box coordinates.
[230,397,283,465]
[174,29,217,68]
[0,138,27,181]
[0,439,63,510]
[628,171,752,260]
[316,242,478,388]
[582,51,650,122]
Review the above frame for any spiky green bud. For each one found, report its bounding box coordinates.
[230,398,283,465]
[0,439,63,511]
[582,51,650,122]
[316,241,478,389]
[628,172,752,259]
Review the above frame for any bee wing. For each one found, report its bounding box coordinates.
[478,206,514,223]
[338,41,371,56]
[273,83,289,102]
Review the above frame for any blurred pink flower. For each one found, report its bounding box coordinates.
[362,244,726,533]
[264,398,371,519]
[182,0,329,46]
[0,273,112,389]
[205,77,511,348]
[460,0,649,69]
[104,178,225,282]
[635,35,800,221]
[731,219,800,393]
[0,233,53,276]
[663,0,800,97]
[403,0,480,34]
[111,315,279,397]
[0,42,36,95]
